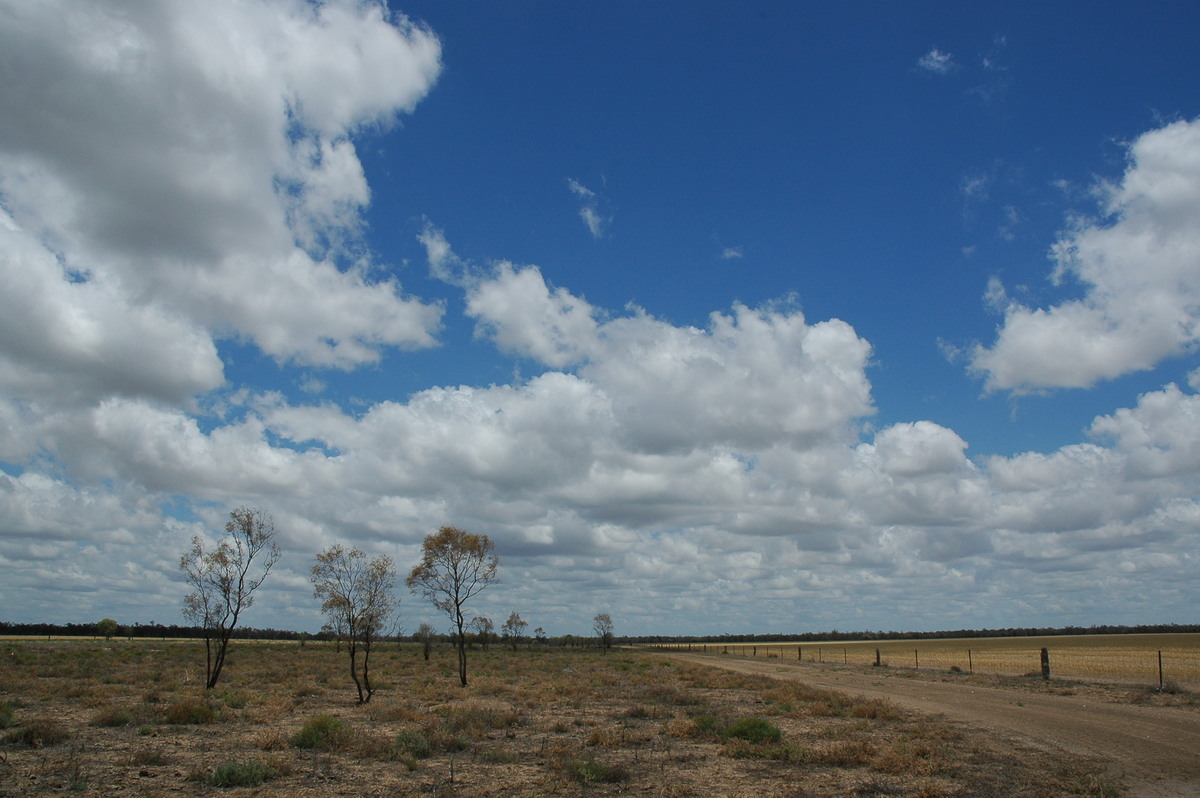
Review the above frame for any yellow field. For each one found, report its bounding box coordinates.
[656,634,1200,688]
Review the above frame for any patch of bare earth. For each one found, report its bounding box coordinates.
[0,641,1137,797]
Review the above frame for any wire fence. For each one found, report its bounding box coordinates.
[654,639,1200,689]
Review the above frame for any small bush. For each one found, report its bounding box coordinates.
[92,705,135,727]
[291,714,350,750]
[0,701,15,729]
[165,695,216,724]
[563,757,628,784]
[210,759,278,788]
[219,690,249,709]
[691,712,723,736]
[395,729,432,758]
[5,717,70,746]
[724,716,782,744]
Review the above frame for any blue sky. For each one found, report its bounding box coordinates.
[2,0,1199,637]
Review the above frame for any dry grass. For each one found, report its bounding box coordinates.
[0,638,1126,796]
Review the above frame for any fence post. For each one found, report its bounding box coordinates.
[1040,647,1050,680]
[968,649,973,674]
[753,645,756,657]
[798,646,802,661]
[915,649,919,669]
[874,648,881,667]
[1158,650,1164,691]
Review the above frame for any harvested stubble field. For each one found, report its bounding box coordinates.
[668,634,1200,689]
[1,639,1122,797]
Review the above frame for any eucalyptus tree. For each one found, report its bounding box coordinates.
[406,526,499,686]
[311,545,397,704]
[593,613,614,653]
[179,506,280,689]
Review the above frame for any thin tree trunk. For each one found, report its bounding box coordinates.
[348,641,363,703]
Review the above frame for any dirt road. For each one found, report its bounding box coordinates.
[664,652,1200,798]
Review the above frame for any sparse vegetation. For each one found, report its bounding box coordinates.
[209,758,278,787]
[0,639,1138,796]
[290,713,351,750]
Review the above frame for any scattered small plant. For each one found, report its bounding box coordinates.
[92,704,135,727]
[209,758,279,787]
[0,700,15,729]
[165,695,217,724]
[4,717,70,746]
[394,728,432,758]
[562,756,628,784]
[290,713,350,750]
[724,716,782,744]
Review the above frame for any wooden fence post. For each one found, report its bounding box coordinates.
[1040,647,1050,680]
[874,648,881,667]
[968,649,973,674]
[798,646,802,661]
[1158,650,1164,691]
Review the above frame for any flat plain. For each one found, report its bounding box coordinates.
[0,637,1160,797]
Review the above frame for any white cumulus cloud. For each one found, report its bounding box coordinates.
[0,0,444,389]
[970,118,1200,393]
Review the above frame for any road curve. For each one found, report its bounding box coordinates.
[663,652,1200,798]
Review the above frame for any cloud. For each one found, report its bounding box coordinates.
[0,0,444,386]
[720,246,745,260]
[970,118,1200,393]
[2,9,1199,636]
[567,178,611,238]
[917,48,955,75]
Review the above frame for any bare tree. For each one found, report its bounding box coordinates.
[470,615,494,649]
[310,545,397,704]
[501,612,528,650]
[593,613,614,653]
[406,526,499,687]
[180,506,280,689]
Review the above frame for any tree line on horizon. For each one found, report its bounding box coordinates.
[5,620,1196,645]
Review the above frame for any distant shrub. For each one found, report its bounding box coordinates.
[5,717,70,746]
[394,729,432,758]
[92,705,135,727]
[165,696,216,724]
[691,713,723,737]
[724,716,782,744]
[0,701,14,729]
[563,757,627,784]
[210,759,278,787]
[291,714,350,750]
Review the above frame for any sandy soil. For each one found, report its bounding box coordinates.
[662,652,1200,798]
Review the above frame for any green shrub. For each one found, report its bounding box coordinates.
[724,716,782,744]
[5,717,70,746]
[394,729,432,758]
[219,690,249,709]
[563,757,627,784]
[691,712,723,736]
[92,705,134,727]
[210,759,278,787]
[0,701,15,729]
[165,696,216,724]
[291,714,350,750]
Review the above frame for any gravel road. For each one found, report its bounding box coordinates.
[664,652,1200,797]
